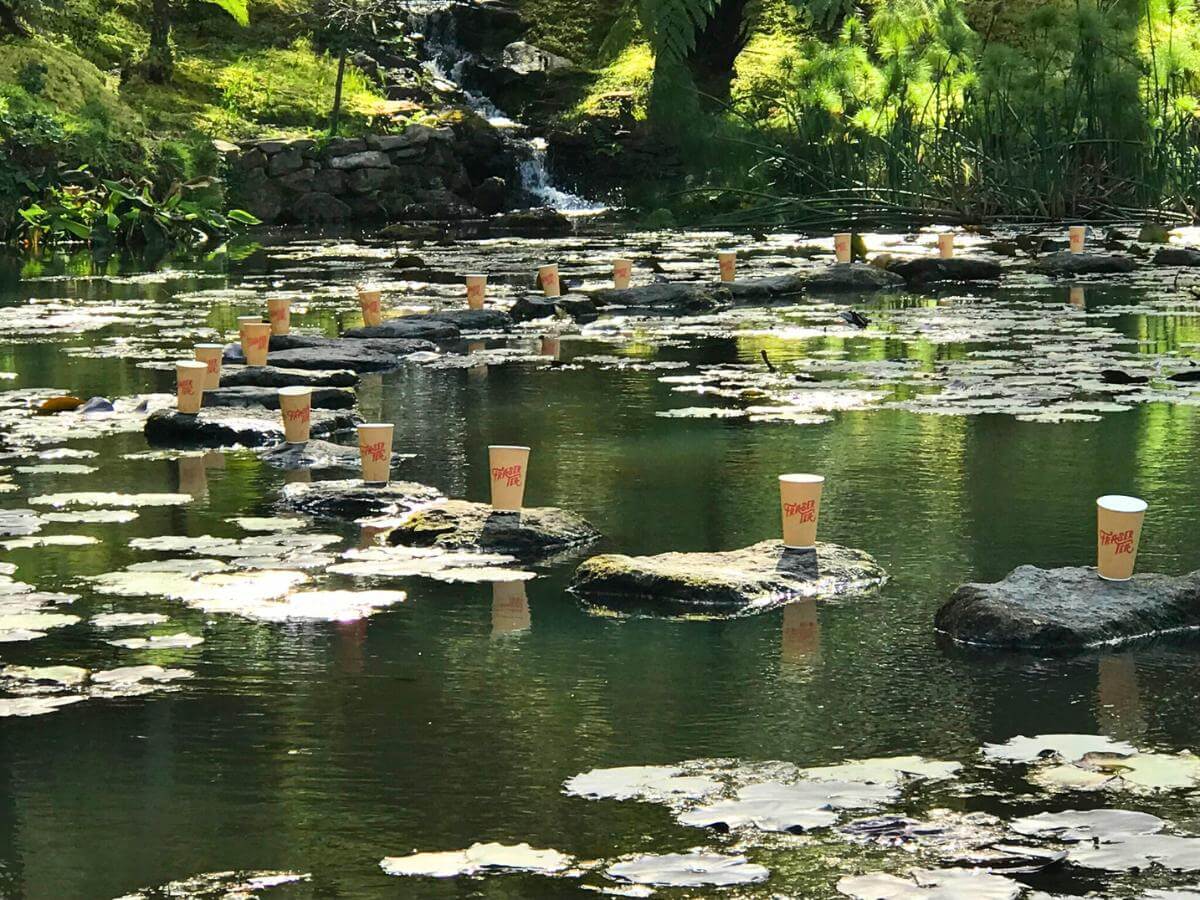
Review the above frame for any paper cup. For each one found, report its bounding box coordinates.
[278,386,312,444]
[237,315,262,348]
[718,250,736,283]
[241,322,272,367]
[834,233,852,263]
[466,274,487,310]
[540,334,560,360]
[613,258,633,289]
[779,474,824,549]
[176,360,207,414]
[193,344,223,391]
[358,423,394,484]
[538,264,560,298]
[492,581,531,637]
[489,445,529,511]
[1097,495,1147,581]
[358,286,383,327]
[1069,225,1087,254]
[267,298,291,335]
[938,233,955,259]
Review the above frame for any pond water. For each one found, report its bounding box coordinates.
[1,229,1200,899]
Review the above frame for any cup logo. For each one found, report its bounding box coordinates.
[204,358,219,373]
[179,379,195,396]
[1100,528,1135,555]
[492,464,523,487]
[784,499,816,522]
[544,274,557,289]
[361,440,387,461]
[284,406,310,423]
[269,307,287,321]
[246,335,268,350]
[615,263,631,277]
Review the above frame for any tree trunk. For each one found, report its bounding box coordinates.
[329,49,346,136]
[143,0,174,83]
[0,0,28,36]
[684,0,753,105]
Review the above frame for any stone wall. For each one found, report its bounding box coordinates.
[223,120,517,226]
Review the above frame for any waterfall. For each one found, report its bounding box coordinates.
[398,0,601,212]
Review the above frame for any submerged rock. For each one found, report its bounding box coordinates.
[570,540,886,616]
[935,565,1200,649]
[1153,247,1200,267]
[279,478,442,520]
[386,499,600,558]
[144,407,359,448]
[200,386,356,410]
[257,439,410,471]
[219,365,359,388]
[886,257,1004,287]
[342,318,460,341]
[804,263,905,293]
[589,282,730,313]
[423,308,514,331]
[1035,251,1137,276]
[509,294,598,322]
[725,273,808,302]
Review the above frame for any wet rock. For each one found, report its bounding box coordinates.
[258,439,411,471]
[725,274,808,302]
[490,207,572,236]
[473,176,509,214]
[266,344,423,373]
[510,294,597,322]
[144,407,359,449]
[201,386,356,410]
[424,308,514,331]
[342,318,460,341]
[589,282,730,313]
[386,499,600,558]
[936,565,1200,649]
[279,478,442,520]
[291,192,351,224]
[571,540,887,616]
[1034,251,1137,276]
[804,263,905,293]
[328,150,391,170]
[1153,247,1200,267]
[219,366,359,388]
[886,257,1005,287]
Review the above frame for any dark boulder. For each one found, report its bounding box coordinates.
[490,207,572,236]
[803,263,905,294]
[935,565,1200,650]
[424,309,514,331]
[510,294,597,322]
[219,366,359,389]
[291,192,351,224]
[265,345,414,374]
[1034,252,1137,277]
[279,478,442,521]
[386,499,600,558]
[342,318,461,341]
[588,282,730,313]
[144,407,359,449]
[886,257,1004,288]
[258,440,411,471]
[1153,247,1200,267]
[200,386,356,410]
[725,274,807,302]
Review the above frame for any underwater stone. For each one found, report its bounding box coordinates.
[257,439,410,471]
[1034,251,1137,276]
[803,263,905,293]
[570,540,886,616]
[1153,247,1200,267]
[279,478,442,520]
[386,500,600,558]
[144,407,359,448]
[201,386,356,410]
[936,565,1200,650]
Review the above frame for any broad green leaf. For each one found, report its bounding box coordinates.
[204,0,249,26]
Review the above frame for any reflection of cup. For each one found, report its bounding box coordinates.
[284,467,312,484]
[780,474,824,549]
[241,322,272,367]
[489,445,530,511]
[1069,225,1087,254]
[466,274,487,310]
[538,264,560,298]
[203,450,225,470]
[358,286,383,326]
[938,233,954,259]
[492,581,531,637]
[278,386,312,444]
[358,523,389,550]
[781,599,821,666]
[1070,286,1085,309]
[834,233,852,263]
[613,258,633,289]
[177,454,207,498]
[358,423,394,484]
[1098,655,1143,741]
[267,298,291,335]
[540,335,560,360]
[176,361,207,414]
[718,250,736,283]
[1097,495,1147,581]
[194,344,223,391]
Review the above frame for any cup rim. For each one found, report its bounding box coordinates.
[176,360,209,371]
[717,250,737,257]
[357,423,394,431]
[613,258,633,264]
[277,386,312,398]
[537,263,558,271]
[243,321,272,331]
[1097,494,1147,513]
[465,273,488,280]
[267,297,291,307]
[489,445,531,452]
[779,473,825,485]
[194,343,224,350]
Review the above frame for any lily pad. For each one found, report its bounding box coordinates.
[91,613,171,628]
[0,695,86,717]
[380,842,573,878]
[563,765,723,805]
[982,734,1137,764]
[837,868,1023,899]
[29,492,192,508]
[605,852,769,888]
[107,633,205,650]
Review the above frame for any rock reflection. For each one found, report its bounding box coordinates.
[781,598,821,671]
[492,581,530,638]
[283,467,312,484]
[467,341,487,380]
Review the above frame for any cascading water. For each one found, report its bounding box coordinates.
[398,0,602,212]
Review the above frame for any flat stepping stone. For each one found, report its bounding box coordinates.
[1034,251,1137,276]
[258,439,411,471]
[570,540,886,616]
[424,309,513,330]
[386,499,600,558]
[935,564,1200,650]
[144,407,358,448]
[1153,247,1200,267]
[509,294,598,322]
[803,263,905,293]
[219,365,358,388]
[341,318,460,340]
[886,257,1004,287]
[589,282,729,313]
[201,386,355,410]
[279,478,442,520]
[725,274,807,302]
[265,345,421,373]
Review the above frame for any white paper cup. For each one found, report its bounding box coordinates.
[193,344,223,391]
[613,258,633,289]
[938,233,955,259]
[538,264,560,298]
[278,386,312,444]
[779,473,824,549]
[466,274,487,310]
[267,298,291,335]
[176,361,207,414]
[358,286,383,327]
[489,445,529,511]
[358,423,394,484]
[237,315,262,345]
[718,250,736,283]
[241,322,272,367]
[1097,495,1147,581]
[1069,225,1087,254]
[834,233,852,263]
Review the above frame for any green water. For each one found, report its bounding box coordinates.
[1,235,1200,898]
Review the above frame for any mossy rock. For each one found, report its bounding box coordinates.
[387,500,601,558]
